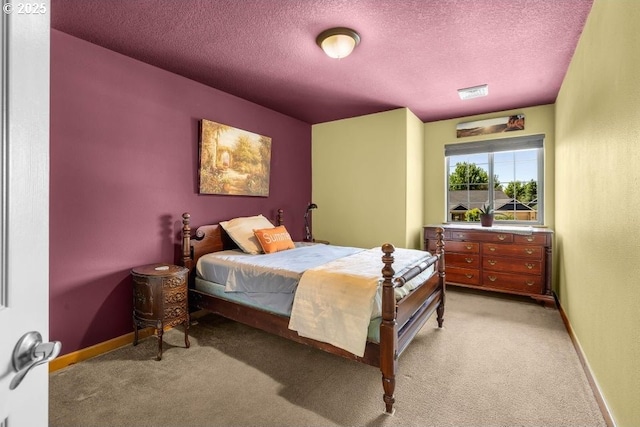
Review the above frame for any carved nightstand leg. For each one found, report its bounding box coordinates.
[132,315,139,346]
[184,319,190,348]
[156,320,163,361]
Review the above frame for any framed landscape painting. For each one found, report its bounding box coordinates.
[199,119,272,196]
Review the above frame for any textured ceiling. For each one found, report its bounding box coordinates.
[50,0,593,124]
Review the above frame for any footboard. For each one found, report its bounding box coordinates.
[379,227,445,414]
[181,211,445,415]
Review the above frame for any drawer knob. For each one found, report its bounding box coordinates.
[465,257,474,263]
[488,259,497,265]
[497,234,506,241]
[466,244,473,250]
[525,263,534,269]
[457,233,464,238]
[525,280,535,286]
[489,247,496,252]
[525,248,534,255]
[526,236,534,242]
[488,275,497,282]
[465,274,474,278]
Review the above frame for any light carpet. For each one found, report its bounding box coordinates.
[50,288,606,427]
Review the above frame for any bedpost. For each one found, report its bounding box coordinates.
[276,208,284,226]
[182,213,192,271]
[380,243,398,415]
[435,226,446,327]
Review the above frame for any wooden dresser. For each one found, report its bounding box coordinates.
[423,225,554,306]
[131,263,190,360]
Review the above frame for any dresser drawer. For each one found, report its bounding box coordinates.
[448,252,480,268]
[483,256,543,275]
[446,241,480,253]
[514,234,550,245]
[449,230,513,243]
[483,271,543,294]
[446,267,480,285]
[483,244,543,260]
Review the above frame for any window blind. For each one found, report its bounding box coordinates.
[445,134,544,156]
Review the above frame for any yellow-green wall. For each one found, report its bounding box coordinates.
[312,3,639,423]
[312,108,423,249]
[405,109,425,248]
[555,0,640,425]
[423,105,556,229]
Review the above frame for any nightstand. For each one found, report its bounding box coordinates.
[131,263,190,360]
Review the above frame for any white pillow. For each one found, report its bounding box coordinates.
[220,214,275,254]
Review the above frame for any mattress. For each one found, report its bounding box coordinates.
[194,277,383,343]
[195,243,362,318]
[196,243,363,294]
[194,242,436,345]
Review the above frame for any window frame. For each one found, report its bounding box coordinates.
[444,134,545,226]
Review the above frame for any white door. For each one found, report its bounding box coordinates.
[0,2,52,426]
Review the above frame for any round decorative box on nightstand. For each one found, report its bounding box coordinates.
[131,263,190,360]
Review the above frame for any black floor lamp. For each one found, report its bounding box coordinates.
[304,203,318,242]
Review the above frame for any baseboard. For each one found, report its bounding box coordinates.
[49,327,155,372]
[49,310,209,373]
[556,297,616,427]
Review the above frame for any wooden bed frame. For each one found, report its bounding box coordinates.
[181,210,445,414]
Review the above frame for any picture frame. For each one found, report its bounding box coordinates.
[198,119,272,196]
[456,114,525,138]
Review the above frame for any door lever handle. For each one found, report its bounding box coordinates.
[10,331,62,390]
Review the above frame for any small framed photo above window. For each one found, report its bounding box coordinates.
[456,114,525,138]
[445,134,544,225]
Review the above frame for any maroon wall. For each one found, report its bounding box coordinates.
[50,30,312,355]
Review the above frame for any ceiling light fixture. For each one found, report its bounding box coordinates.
[458,84,489,100]
[316,27,360,59]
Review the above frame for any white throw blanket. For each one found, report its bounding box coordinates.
[288,246,430,357]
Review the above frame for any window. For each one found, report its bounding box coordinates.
[445,134,544,225]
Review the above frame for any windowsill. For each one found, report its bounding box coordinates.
[429,223,552,233]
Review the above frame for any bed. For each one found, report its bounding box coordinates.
[181,210,445,414]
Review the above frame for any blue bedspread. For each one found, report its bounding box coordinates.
[196,243,363,294]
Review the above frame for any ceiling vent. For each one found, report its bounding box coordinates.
[458,84,488,100]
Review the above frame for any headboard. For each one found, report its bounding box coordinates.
[181,209,284,277]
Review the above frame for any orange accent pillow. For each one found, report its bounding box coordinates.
[254,225,295,254]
